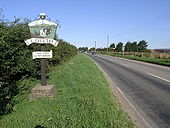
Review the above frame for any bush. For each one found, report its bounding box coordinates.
[0,18,77,115]
[0,19,40,115]
[48,39,77,66]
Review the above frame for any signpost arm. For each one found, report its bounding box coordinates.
[41,44,46,86]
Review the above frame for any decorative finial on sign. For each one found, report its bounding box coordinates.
[39,13,46,20]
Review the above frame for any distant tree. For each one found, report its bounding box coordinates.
[116,42,123,52]
[131,41,138,52]
[85,47,88,51]
[109,43,115,49]
[78,47,88,51]
[89,47,95,51]
[125,41,132,52]
[78,47,84,51]
[138,40,148,52]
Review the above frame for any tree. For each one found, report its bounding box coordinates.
[138,40,148,52]
[89,47,95,51]
[116,42,123,52]
[85,47,88,51]
[125,41,132,52]
[131,42,138,52]
[109,43,115,49]
[125,41,138,52]
[78,47,88,52]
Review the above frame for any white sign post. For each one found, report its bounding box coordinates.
[32,50,52,59]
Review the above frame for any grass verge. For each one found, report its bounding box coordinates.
[101,53,170,67]
[0,54,134,128]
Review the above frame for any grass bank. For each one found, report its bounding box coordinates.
[0,54,134,128]
[101,53,170,67]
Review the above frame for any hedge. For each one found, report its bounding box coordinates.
[0,18,77,115]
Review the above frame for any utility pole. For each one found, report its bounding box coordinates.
[107,35,109,52]
[95,41,96,53]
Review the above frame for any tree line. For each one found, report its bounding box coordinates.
[111,40,148,52]
[78,40,148,52]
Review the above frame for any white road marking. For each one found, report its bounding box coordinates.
[147,73,170,83]
[121,63,130,67]
[114,56,170,70]
[116,87,153,128]
[90,55,153,128]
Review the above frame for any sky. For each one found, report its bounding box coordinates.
[1,0,170,49]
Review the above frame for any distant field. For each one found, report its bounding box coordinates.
[100,52,170,67]
[0,54,134,128]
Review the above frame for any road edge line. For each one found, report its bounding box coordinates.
[87,54,153,128]
[147,73,170,83]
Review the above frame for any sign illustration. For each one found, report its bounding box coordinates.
[28,18,58,39]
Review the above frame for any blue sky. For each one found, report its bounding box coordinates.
[1,0,170,49]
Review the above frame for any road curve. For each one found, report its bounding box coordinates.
[88,54,170,128]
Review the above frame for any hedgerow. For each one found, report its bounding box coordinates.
[0,18,77,115]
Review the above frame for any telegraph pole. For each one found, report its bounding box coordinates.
[95,41,96,53]
[107,35,109,52]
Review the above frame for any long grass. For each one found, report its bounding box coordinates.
[0,54,134,128]
[101,52,170,67]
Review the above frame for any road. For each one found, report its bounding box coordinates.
[88,54,170,128]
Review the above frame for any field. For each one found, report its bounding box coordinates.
[100,52,170,67]
[0,54,134,128]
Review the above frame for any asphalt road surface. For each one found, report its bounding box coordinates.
[88,54,170,128]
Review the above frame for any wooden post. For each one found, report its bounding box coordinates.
[41,44,46,86]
